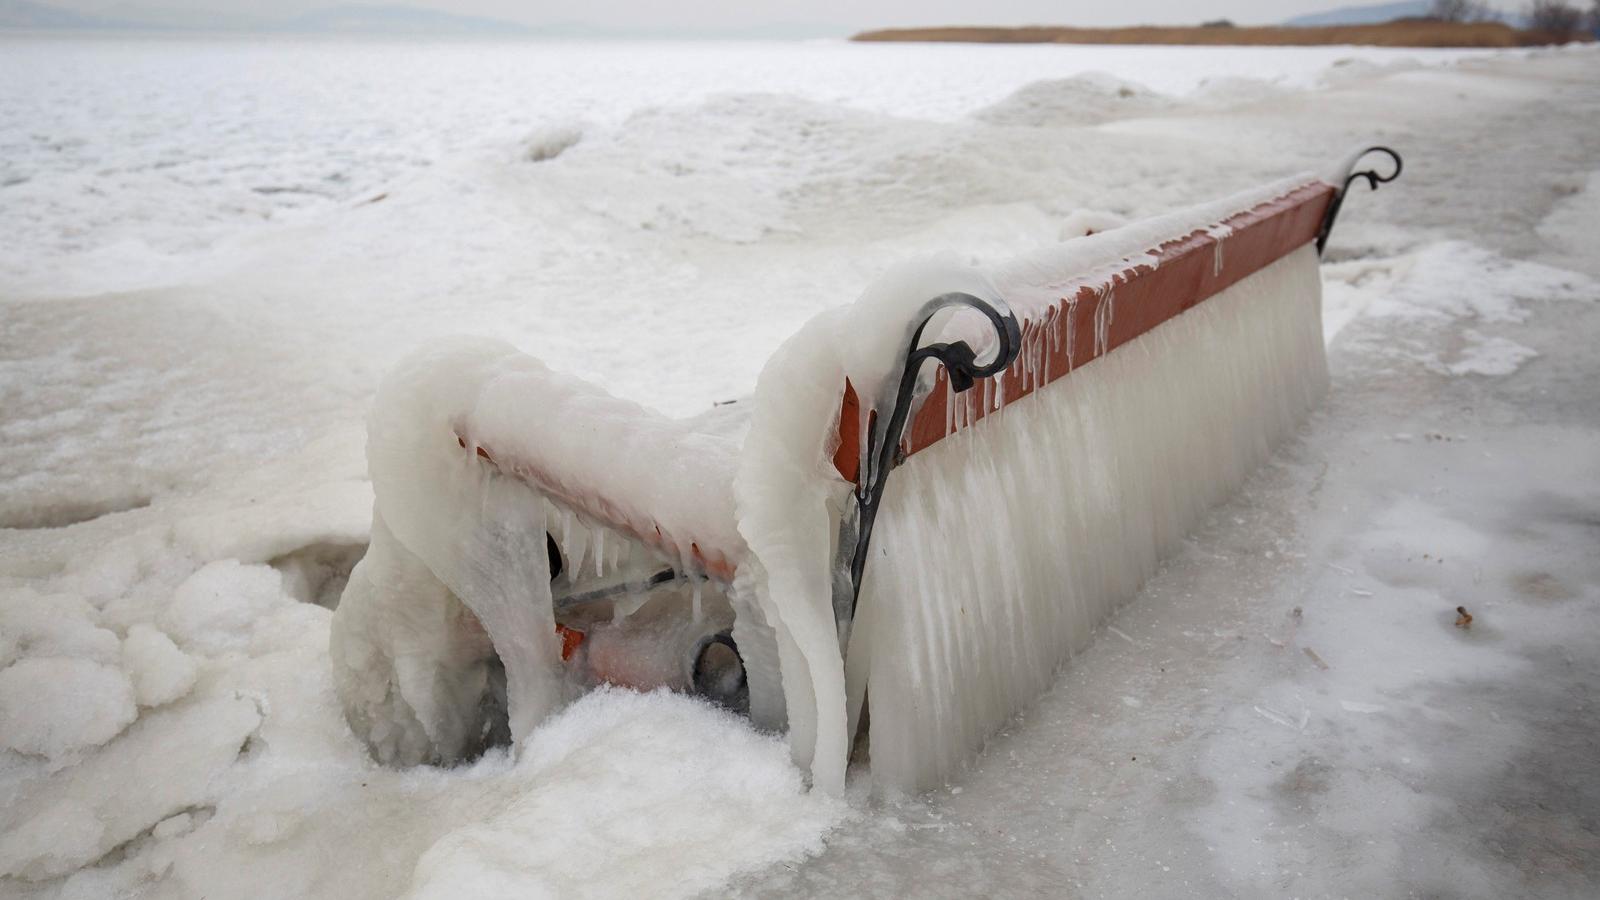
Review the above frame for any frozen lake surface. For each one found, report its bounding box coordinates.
[0,36,1500,298]
[1,35,1597,900]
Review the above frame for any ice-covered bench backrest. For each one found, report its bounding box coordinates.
[747,171,1368,794]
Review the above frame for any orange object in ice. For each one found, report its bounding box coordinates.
[556,623,585,661]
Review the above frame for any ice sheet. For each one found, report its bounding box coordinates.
[2,37,1597,900]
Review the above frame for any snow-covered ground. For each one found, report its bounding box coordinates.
[2,35,1598,899]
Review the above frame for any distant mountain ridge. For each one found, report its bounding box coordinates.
[1283,1,1524,27]
[0,1,844,37]
[1283,1,1433,27]
[283,4,531,34]
[0,1,533,33]
[0,0,134,28]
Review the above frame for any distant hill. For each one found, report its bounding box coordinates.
[1284,1,1527,27]
[282,4,530,35]
[0,2,533,33]
[0,1,843,36]
[85,3,274,31]
[0,0,135,28]
[1283,1,1431,27]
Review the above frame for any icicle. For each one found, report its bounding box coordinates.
[1032,323,1045,389]
[857,398,873,486]
[560,509,575,582]
[1035,323,1045,383]
[1063,295,1079,372]
[1041,311,1054,386]
[566,517,591,583]
[1092,286,1116,358]
[945,370,956,437]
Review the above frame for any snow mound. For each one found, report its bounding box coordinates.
[0,657,137,759]
[406,689,847,900]
[973,73,1171,127]
[1191,75,1288,105]
[161,560,291,655]
[1,694,263,882]
[0,589,120,667]
[523,122,582,163]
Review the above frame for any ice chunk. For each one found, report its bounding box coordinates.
[0,657,137,758]
[122,624,198,708]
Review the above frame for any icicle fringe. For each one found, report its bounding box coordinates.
[846,245,1327,792]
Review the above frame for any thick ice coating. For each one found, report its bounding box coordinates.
[331,339,745,764]
[730,258,1026,794]
[332,177,1330,795]
[848,246,1327,791]
[730,177,1328,793]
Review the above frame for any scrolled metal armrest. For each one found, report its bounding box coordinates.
[839,291,1023,632]
[1317,146,1403,256]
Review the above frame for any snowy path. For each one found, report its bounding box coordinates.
[1,41,1597,899]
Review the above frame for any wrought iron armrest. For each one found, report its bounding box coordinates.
[1316,146,1403,256]
[838,292,1023,634]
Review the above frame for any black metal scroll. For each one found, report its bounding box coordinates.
[841,292,1023,630]
[1316,146,1403,256]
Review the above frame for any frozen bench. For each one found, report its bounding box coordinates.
[330,148,1400,795]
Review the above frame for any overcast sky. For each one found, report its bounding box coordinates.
[62,0,1522,31]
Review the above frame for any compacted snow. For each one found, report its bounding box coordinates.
[1,36,1597,900]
